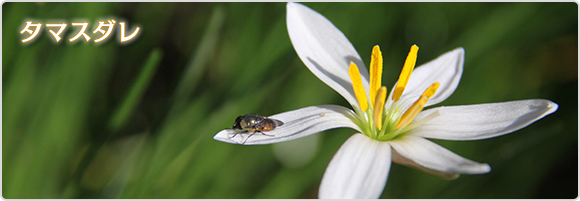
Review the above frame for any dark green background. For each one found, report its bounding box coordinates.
[3,2,577,199]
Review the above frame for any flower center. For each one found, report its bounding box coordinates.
[348,45,440,141]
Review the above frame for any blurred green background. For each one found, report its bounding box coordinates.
[2,2,577,199]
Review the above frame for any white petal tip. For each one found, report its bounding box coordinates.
[287,2,307,10]
[451,47,465,60]
[213,129,237,144]
[453,162,491,175]
[464,163,491,174]
[213,129,252,145]
[529,99,559,117]
[480,163,491,173]
[546,100,559,114]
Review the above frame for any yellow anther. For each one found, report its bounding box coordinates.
[372,86,387,130]
[348,61,368,111]
[395,82,439,129]
[369,45,383,108]
[392,45,419,102]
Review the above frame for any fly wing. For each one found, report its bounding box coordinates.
[271,118,284,127]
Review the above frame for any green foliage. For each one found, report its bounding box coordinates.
[2,2,577,198]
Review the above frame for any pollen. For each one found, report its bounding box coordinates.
[372,86,387,130]
[369,45,383,108]
[348,61,368,111]
[395,82,439,129]
[392,45,419,102]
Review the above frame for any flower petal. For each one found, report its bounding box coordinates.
[391,150,459,179]
[389,136,490,174]
[319,134,392,199]
[389,48,464,109]
[287,2,369,108]
[213,105,358,145]
[411,99,558,141]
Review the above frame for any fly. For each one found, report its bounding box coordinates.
[228,114,284,144]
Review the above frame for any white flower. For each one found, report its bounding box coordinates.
[214,2,558,199]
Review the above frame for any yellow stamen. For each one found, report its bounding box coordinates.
[395,82,439,129]
[392,45,419,102]
[369,45,383,108]
[348,61,368,111]
[372,86,387,130]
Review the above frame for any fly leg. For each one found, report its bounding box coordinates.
[242,131,258,144]
[229,130,248,144]
[228,130,241,139]
[241,130,276,144]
